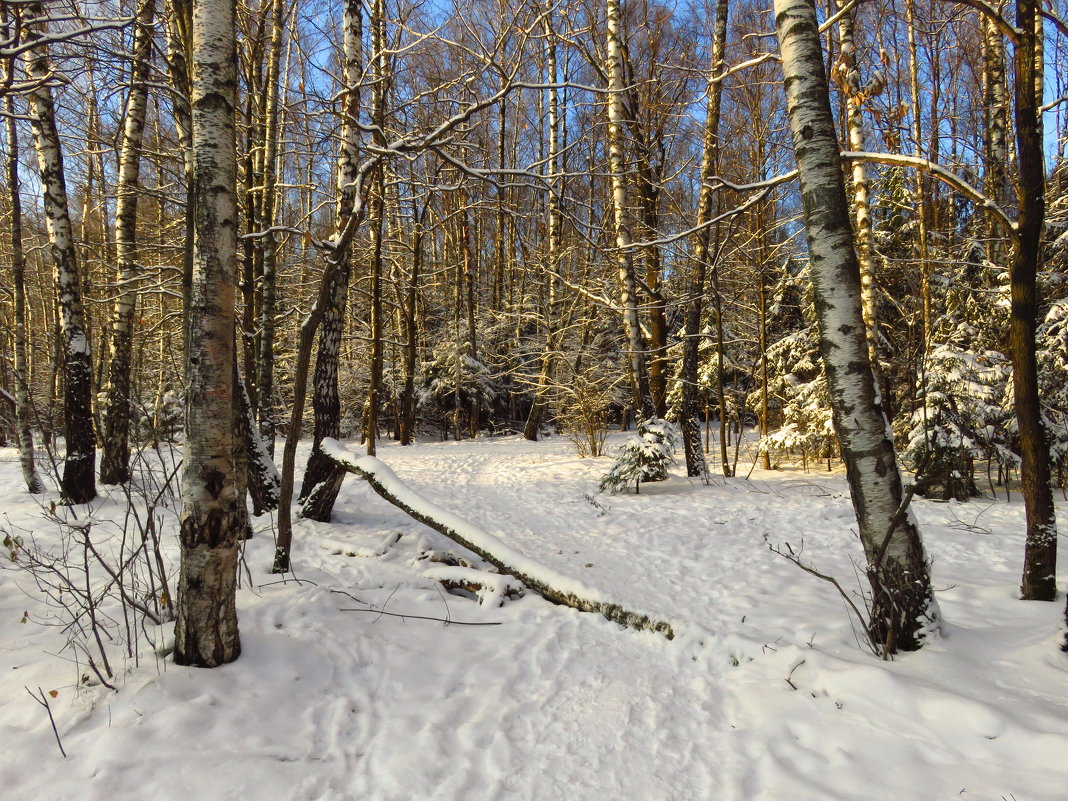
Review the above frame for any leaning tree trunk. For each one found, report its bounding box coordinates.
[320,439,674,638]
[101,0,156,485]
[774,0,937,653]
[174,0,244,667]
[23,3,96,504]
[3,34,43,494]
[605,0,655,420]
[297,0,362,524]
[681,0,728,478]
[1013,0,1057,601]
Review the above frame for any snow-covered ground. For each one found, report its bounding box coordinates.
[2,433,1066,800]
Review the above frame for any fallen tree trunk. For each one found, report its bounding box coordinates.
[320,438,674,639]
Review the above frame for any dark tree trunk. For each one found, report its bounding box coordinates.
[1013,0,1057,601]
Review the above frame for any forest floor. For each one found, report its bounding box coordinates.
[1,431,1067,800]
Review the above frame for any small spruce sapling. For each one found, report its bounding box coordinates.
[599,418,678,494]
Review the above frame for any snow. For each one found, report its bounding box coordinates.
[2,433,1067,800]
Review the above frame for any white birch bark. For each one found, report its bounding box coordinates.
[174,0,243,667]
[605,0,655,420]
[22,2,96,504]
[833,6,879,362]
[297,0,362,524]
[774,0,937,652]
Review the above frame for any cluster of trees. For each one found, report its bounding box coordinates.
[1,0,1066,665]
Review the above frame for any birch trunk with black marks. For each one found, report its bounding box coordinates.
[833,5,879,365]
[774,0,937,652]
[101,0,156,485]
[1013,0,1057,601]
[3,41,43,494]
[174,0,243,667]
[605,0,655,420]
[297,0,362,524]
[681,0,728,478]
[23,3,97,504]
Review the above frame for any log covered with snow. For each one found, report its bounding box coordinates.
[320,438,674,639]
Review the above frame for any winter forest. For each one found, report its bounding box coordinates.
[2,0,1068,797]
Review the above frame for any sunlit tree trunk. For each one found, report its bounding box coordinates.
[23,2,97,504]
[605,0,655,419]
[174,0,243,667]
[775,0,937,652]
[833,4,879,364]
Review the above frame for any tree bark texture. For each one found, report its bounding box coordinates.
[297,0,362,524]
[1013,0,1057,601]
[774,0,937,652]
[101,0,156,485]
[174,0,243,667]
[605,0,655,420]
[23,3,97,504]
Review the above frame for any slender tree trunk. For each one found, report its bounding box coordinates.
[774,0,937,653]
[291,0,364,531]
[23,3,97,504]
[255,0,286,452]
[904,0,933,349]
[681,0,728,477]
[605,0,655,420]
[524,20,562,441]
[3,22,43,493]
[398,197,427,446]
[174,0,243,667]
[1014,0,1057,601]
[833,4,879,362]
[101,0,156,485]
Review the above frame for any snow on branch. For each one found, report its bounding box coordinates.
[319,438,675,639]
[841,151,1017,238]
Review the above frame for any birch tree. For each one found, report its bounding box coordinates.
[605,0,655,420]
[22,1,96,504]
[774,0,937,653]
[298,0,363,523]
[174,0,243,667]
